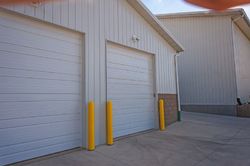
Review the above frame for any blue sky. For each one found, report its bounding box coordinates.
[141,0,250,17]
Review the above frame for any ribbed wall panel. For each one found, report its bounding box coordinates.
[233,23,250,103]
[160,16,237,105]
[0,0,177,145]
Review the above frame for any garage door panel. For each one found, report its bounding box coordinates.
[0,51,80,75]
[109,95,154,101]
[0,133,80,158]
[108,94,154,99]
[107,44,155,138]
[0,120,81,147]
[0,101,80,120]
[114,112,154,125]
[107,83,154,95]
[0,26,81,56]
[107,66,153,76]
[112,97,155,107]
[0,42,81,63]
[0,94,80,102]
[0,113,80,129]
[107,59,153,71]
[108,78,153,86]
[113,108,154,117]
[114,123,154,138]
[0,68,80,82]
[108,46,153,61]
[0,77,80,94]
[113,124,133,133]
[129,121,155,130]
[107,68,153,82]
[0,140,80,166]
[114,111,154,127]
[114,121,154,131]
[107,62,153,74]
[131,114,155,123]
[112,101,155,111]
[108,54,153,71]
[113,115,153,125]
[108,53,152,65]
[107,83,153,94]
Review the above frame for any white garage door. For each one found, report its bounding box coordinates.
[107,44,155,138]
[0,13,82,165]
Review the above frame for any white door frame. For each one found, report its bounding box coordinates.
[105,40,159,135]
[0,8,87,148]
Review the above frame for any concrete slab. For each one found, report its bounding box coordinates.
[23,112,250,166]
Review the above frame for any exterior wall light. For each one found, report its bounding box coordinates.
[132,35,140,42]
[31,0,43,7]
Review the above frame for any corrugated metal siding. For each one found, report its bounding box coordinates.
[160,16,237,105]
[0,0,177,145]
[233,23,250,103]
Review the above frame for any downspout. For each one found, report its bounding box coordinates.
[174,53,181,121]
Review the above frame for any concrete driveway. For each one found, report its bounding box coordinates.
[22,112,250,166]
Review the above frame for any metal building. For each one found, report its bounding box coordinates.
[158,9,250,116]
[0,0,183,165]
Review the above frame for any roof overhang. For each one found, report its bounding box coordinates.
[127,0,184,53]
[232,9,250,40]
[157,9,250,41]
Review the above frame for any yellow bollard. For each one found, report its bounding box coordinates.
[106,100,114,145]
[159,99,166,131]
[88,101,95,151]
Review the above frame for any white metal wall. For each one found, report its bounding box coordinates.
[233,23,250,103]
[0,0,177,146]
[159,16,237,106]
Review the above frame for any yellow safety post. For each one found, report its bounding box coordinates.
[106,100,114,145]
[159,99,166,131]
[88,101,95,151]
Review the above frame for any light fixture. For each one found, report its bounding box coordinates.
[31,0,42,7]
[132,35,140,42]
